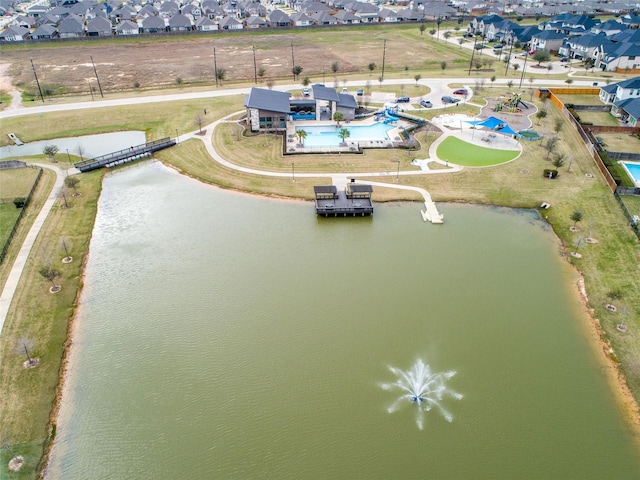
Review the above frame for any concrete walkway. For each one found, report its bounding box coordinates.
[0,163,65,334]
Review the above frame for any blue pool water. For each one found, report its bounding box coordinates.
[297,123,393,147]
[622,162,640,185]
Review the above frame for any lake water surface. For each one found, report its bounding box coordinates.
[47,161,640,479]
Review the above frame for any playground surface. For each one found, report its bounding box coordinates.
[482,94,535,133]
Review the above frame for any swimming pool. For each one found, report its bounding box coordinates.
[297,123,393,147]
[621,161,640,186]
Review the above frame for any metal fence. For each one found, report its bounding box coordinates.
[614,192,640,240]
[0,166,43,264]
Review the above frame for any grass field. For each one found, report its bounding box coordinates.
[0,204,21,244]
[620,195,640,219]
[596,132,640,153]
[575,110,620,127]
[436,136,520,166]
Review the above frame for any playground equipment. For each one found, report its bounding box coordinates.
[376,104,400,124]
[494,92,529,113]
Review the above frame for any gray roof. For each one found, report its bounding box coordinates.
[87,15,111,32]
[337,93,357,109]
[615,97,640,120]
[312,84,339,102]
[244,88,291,114]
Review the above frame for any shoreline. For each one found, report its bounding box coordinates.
[39,166,640,479]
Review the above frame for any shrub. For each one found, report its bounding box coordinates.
[13,197,26,208]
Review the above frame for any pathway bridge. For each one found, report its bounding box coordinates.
[74,137,176,172]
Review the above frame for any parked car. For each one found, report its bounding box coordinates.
[420,100,432,108]
[302,87,310,97]
[397,96,410,103]
[453,89,468,96]
[341,87,349,94]
[560,57,570,62]
[441,96,459,104]
[356,89,364,96]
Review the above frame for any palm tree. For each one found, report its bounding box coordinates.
[295,129,307,146]
[338,128,351,145]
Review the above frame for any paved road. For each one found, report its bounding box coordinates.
[0,76,599,121]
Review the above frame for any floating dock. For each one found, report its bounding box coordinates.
[314,184,373,216]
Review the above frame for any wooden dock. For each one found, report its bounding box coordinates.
[314,184,373,216]
[74,137,176,172]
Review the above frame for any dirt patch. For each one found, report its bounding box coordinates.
[0,29,470,95]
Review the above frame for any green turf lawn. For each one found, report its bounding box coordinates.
[0,203,21,242]
[436,136,520,167]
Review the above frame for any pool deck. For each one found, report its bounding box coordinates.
[285,116,411,153]
[620,161,640,187]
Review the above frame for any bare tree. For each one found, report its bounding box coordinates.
[194,113,205,134]
[39,266,61,290]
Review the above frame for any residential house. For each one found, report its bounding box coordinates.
[311,11,338,25]
[598,43,640,72]
[267,10,292,27]
[485,19,518,42]
[469,14,504,37]
[218,16,242,30]
[244,87,291,132]
[141,15,166,33]
[620,14,640,29]
[57,14,85,37]
[599,77,640,104]
[378,8,398,23]
[0,25,29,40]
[87,15,112,35]
[195,16,218,30]
[115,19,139,35]
[395,8,422,22]
[612,97,640,126]
[350,2,379,23]
[290,12,313,27]
[591,19,626,37]
[566,33,607,60]
[244,16,266,29]
[530,30,566,53]
[31,23,58,39]
[168,13,192,31]
[333,10,360,24]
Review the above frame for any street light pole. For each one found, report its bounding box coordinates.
[176,129,180,145]
[291,162,295,182]
[391,159,400,181]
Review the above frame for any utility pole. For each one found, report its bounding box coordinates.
[213,48,219,87]
[468,36,477,76]
[291,43,296,81]
[504,41,514,76]
[519,52,528,88]
[381,39,387,81]
[90,56,104,98]
[30,59,44,103]
[253,45,257,84]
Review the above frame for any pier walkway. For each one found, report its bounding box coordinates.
[74,137,176,172]
[353,180,444,224]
